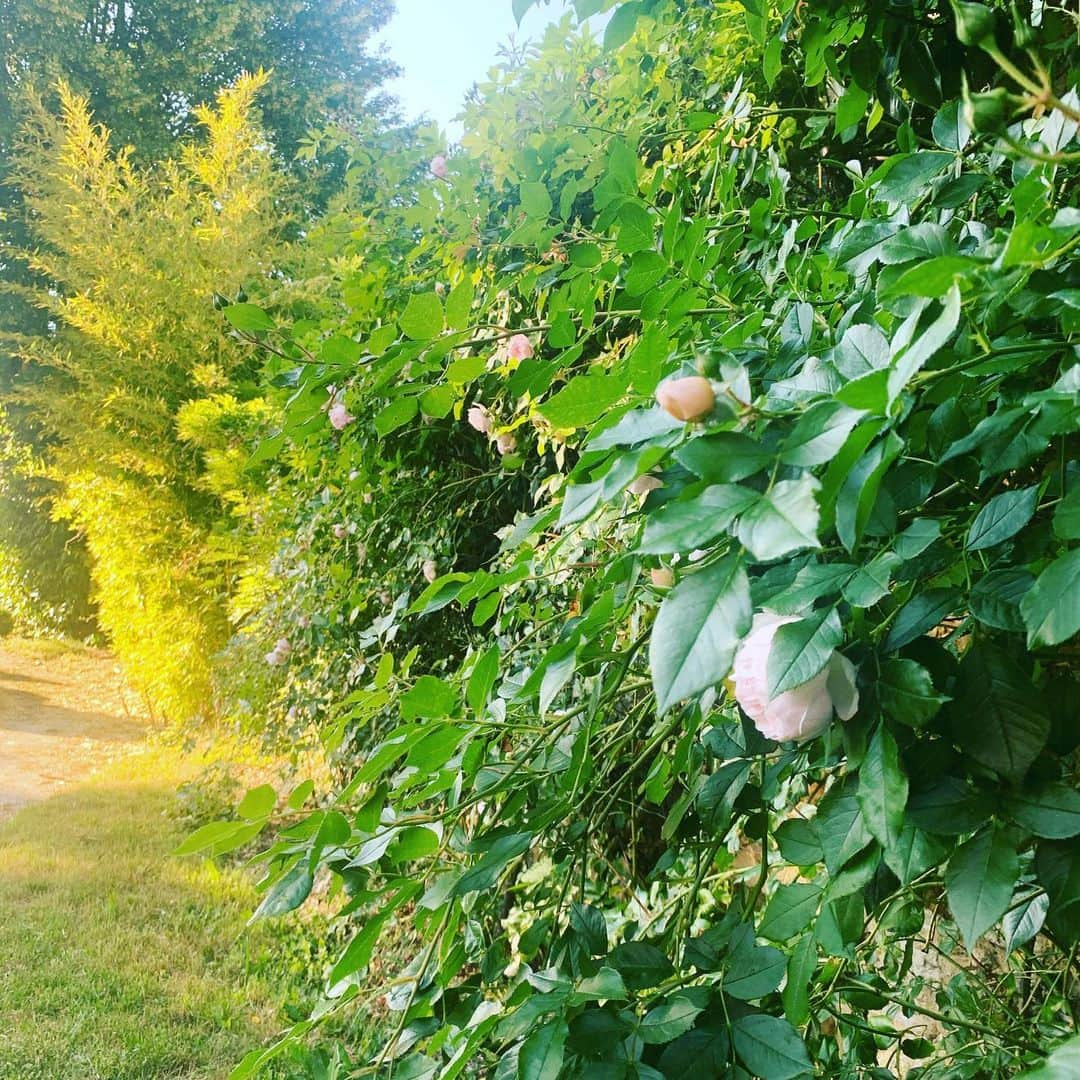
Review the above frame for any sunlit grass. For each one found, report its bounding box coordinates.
[0,749,292,1080]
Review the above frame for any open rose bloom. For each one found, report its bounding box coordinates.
[328,401,355,430]
[506,334,534,361]
[732,612,859,742]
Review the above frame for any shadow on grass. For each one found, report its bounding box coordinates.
[0,753,286,1080]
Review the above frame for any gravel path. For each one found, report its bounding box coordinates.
[0,639,147,820]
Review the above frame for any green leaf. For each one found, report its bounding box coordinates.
[836,432,903,551]
[945,827,1020,949]
[1053,485,1080,539]
[607,942,675,990]
[1021,549,1080,647]
[519,1018,568,1080]
[767,608,842,696]
[570,902,608,954]
[835,83,869,133]
[238,783,277,820]
[737,475,821,562]
[970,569,1034,631]
[1017,1035,1080,1079]
[780,402,863,467]
[874,151,952,204]
[723,925,785,1000]
[512,0,536,23]
[880,255,978,298]
[466,645,500,714]
[604,1,644,50]
[884,822,947,885]
[639,995,705,1044]
[775,818,823,866]
[816,785,873,873]
[625,251,667,296]
[1008,784,1080,839]
[732,1014,813,1079]
[759,883,823,942]
[224,303,275,332]
[966,485,1039,550]
[879,659,947,727]
[452,832,533,896]
[400,675,457,720]
[172,819,265,857]
[952,643,1049,782]
[399,293,444,341]
[883,588,958,652]
[374,396,418,436]
[676,433,772,482]
[616,201,655,254]
[638,484,756,554]
[932,99,971,151]
[445,278,474,330]
[782,935,817,1026]
[650,555,751,714]
[540,372,626,430]
[1003,890,1049,954]
[520,181,553,220]
[251,863,313,920]
[879,223,955,265]
[856,725,908,850]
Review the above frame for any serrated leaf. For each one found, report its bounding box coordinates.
[607,942,675,990]
[946,827,1019,949]
[399,292,444,340]
[639,995,705,1044]
[737,475,821,562]
[856,725,908,850]
[759,883,823,942]
[879,659,947,726]
[638,484,756,554]
[650,555,751,713]
[966,486,1039,550]
[519,1018,567,1080]
[1008,784,1080,839]
[732,1014,813,1079]
[1021,549,1080,647]
[766,608,842,697]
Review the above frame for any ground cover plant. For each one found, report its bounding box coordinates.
[180,1,1080,1077]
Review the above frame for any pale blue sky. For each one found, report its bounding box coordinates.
[378,1,606,139]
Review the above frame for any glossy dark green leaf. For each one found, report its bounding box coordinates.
[766,608,841,696]
[1021,550,1080,647]
[965,485,1039,550]
[1008,784,1080,839]
[857,725,908,850]
[946,827,1020,949]
[759,883,823,942]
[731,1014,812,1079]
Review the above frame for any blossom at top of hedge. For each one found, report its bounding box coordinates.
[264,636,292,667]
[732,612,859,742]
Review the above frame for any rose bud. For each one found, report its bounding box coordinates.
[430,154,449,179]
[731,612,859,742]
[467,404,492,433]
[506,334,534,361]
[650,567,674,589]
[951,1,998,49]
[655,376,716,422]
[328,402,355,430]
[628,474,663,496]
[422,559,438,583]
[496,432,517,455]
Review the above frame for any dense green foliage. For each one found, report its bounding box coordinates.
[174,1,1080,1077]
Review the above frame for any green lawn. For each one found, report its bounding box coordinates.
[0,749,291,1080]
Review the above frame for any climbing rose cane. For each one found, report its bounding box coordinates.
[731,612,859,742]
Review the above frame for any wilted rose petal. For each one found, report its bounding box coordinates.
[506,334,534,361]
[628,474,662,496]
[467,404,492,433]
[655,376,716,422]
[328,402,355,430]
[650,567,674,589]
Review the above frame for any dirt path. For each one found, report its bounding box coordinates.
[0,638,147,821]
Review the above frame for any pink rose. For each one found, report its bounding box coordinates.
[434,282,446,296]
[467,404,492,434]
[328,402,355,430]
[731,613,859,742]
[265,637,292,666]
[655,376,716,422]
[496,432,517,455]
[628,475,663,496]
[332,523,348,539]
[506,334,534,361]
[430,154,449,179]
[422,559,438,583]
[650,567,674,589]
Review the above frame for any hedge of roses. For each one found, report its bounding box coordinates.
[188,2,1080,1077]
